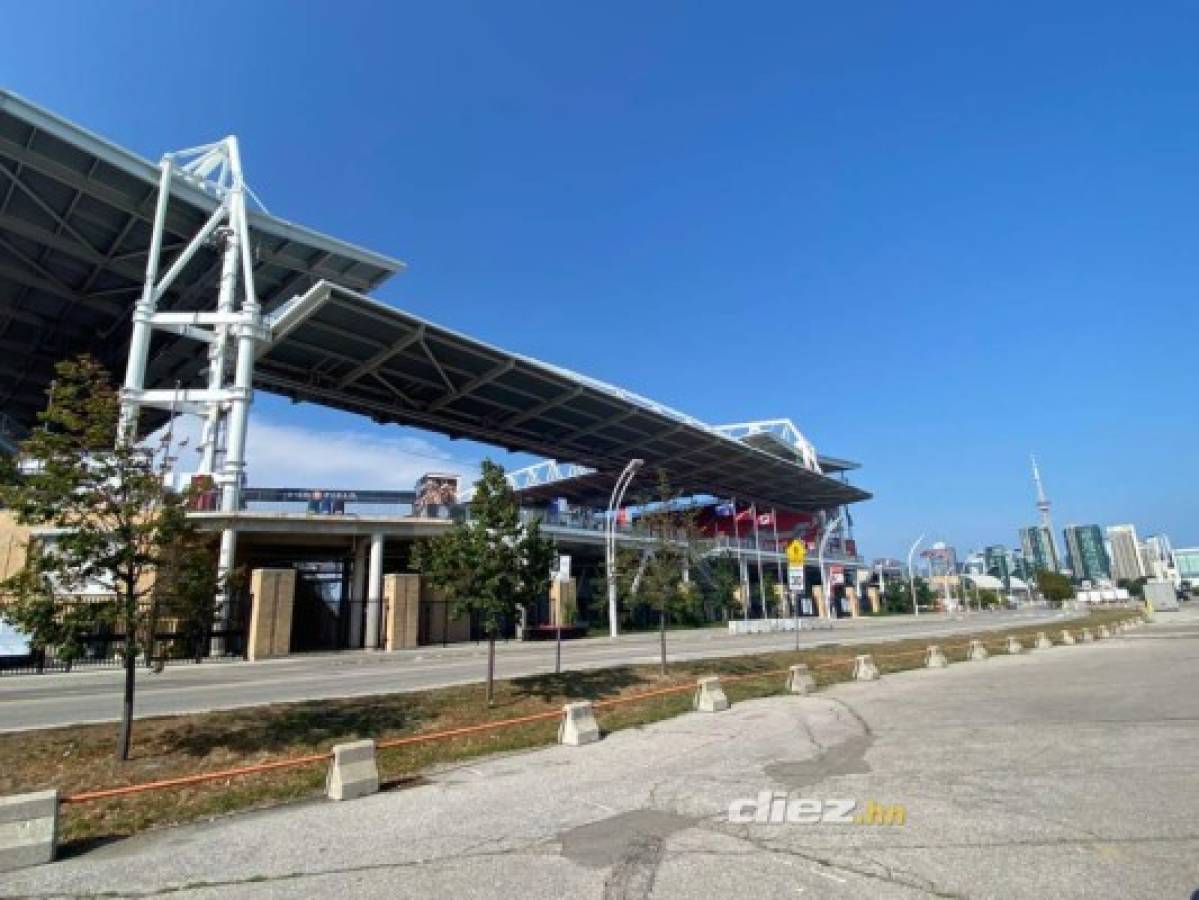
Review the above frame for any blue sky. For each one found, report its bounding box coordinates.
[4,2,1196,557]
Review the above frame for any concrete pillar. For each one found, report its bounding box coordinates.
[365,533,384,650]
[867,585,881,614]
[383,573,420,651]
[693,676,729,712]
[0,789,58,872]
[812,584,828,619]
[558,701,600,745]
[247,568,296,661]
[846,586,861,618]
[326,740,379,801]
[350,538,368,648]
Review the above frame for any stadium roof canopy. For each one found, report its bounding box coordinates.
[0,90,403,436]
[1,92,869,515]
[257,282,871,513]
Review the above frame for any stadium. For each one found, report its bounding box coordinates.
[0,90,872,661]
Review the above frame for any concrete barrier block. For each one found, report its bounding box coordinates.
[786,664,816,695]
[326,739,379,801]
[1081,628,1094,643]
[1097,625,1111,639]
[693,676,729,712]
[925,646,948,668]
[0,790,58,873]
[558,701,600,746]
[968,639,989,661]
[852,654,880,681]
[1060,629,1076,645]
[1034,632,1053,650]
[1005,636,1023,654]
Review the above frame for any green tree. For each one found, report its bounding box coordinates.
[1117,577,1147,600]
[701,563,740,622]
[412,460,555,706]
[628,473,698,675]
[1036,570,1075,605]
[153,539,220,663]
[881,577,933,614]
[0,356,198,760]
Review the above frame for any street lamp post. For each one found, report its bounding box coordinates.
[907,534,926,617]
[818,512,846,621]
[606,458,644,638]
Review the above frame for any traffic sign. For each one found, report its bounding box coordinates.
[787,564,805,593]
[786,540,807,566]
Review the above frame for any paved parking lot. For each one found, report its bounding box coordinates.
[3,607,1194,898]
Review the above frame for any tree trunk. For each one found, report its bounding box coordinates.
[486,635,496,707]
[659,608,667,676]
[117,644,136,761]
[116,587,137,761]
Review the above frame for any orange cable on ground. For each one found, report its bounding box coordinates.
[62,751,332,804]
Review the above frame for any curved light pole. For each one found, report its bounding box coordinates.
[606,459,644,638]
[817,511,846,620]
[907,534,926,617]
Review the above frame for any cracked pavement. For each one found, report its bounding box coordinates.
[3,607,1197,899]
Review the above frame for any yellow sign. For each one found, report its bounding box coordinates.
[786,540,807,566]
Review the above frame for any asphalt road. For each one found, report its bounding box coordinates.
[0,608,1077,732]
[3,606,1193,898]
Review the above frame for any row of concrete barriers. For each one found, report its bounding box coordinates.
[0,615,1146,873]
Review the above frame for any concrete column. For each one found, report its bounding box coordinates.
[813,584,827,619]
[867,585,881,614]
[384,573,420,650]
[846,586,861,618]
[365,533,384,649]
[350,538,368,648]
[247,568,296,660]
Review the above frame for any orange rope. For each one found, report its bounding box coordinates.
[375,708,563,750]
[62,752,332,804]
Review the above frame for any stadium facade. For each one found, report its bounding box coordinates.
[0,92,872,661]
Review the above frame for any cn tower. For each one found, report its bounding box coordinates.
[1030,455,1061,571]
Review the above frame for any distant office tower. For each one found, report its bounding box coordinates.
[1063,525,1110,583]
[1019,525,1060,574]
[984,545,1012,587]
[1106,524,1145,581]
[1175,548,1199,586]
[923,542,958,577]
[1143,534,1177,584]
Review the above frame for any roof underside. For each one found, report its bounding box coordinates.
[258,284,871,513]
[0,90,403,434]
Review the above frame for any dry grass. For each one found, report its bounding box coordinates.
[0,608,1138,850]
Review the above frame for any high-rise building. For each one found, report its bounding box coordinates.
[1175,548,1199,588]
[1106,524,1145,582]
[1143,535,1178,585]
[1063,525,1110,583]
[1019,525,1060,574]
[984,545,1012,587]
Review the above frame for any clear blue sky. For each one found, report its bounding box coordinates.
[4,2,1196,558]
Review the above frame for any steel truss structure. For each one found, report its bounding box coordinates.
[118,139,347,602]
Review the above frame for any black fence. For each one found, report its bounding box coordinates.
[0,594,251,676]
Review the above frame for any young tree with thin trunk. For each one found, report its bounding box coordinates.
[630,472,699,676]
[412,460,555,707]
[0,356,201,760]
